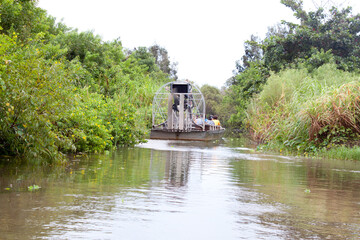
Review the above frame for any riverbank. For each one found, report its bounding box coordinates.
[227,130,360,161]
[256,141,360,161]
[243,64,360,162]
[0,1,172,164]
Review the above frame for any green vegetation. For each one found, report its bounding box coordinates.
[223,0,360,159]
[317,145,360,160]
[200,84,223,118]
[2,0,359,162]
[0,0,176,163]
[28,184,41,191]
[247,63,360,157]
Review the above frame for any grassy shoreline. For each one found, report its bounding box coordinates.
[256,142,360,161]
[228,131,360,161]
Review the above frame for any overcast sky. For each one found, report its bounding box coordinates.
[38,0,360,88]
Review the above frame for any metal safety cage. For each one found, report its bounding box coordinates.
[152,81,206,132]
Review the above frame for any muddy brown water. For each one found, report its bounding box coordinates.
[1,139,360,239]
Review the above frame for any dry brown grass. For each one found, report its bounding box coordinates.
[306,83,360,141]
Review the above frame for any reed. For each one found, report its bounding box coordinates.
[246,63,360,157]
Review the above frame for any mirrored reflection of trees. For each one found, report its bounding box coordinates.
[0,147,193,238]
[0,147,193,194]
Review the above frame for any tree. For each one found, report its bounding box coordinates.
[149,44,178,79]
[235,35,263,73]
[0,0,68,42]
[132,46,157,72]
[263,2,360,72]
[0,0,172,163]
[200,84,223,117]
[149,44,170,74]
[223,0,360,131]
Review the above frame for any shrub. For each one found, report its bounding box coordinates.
[246,63,360,153]
[0,34,74,162]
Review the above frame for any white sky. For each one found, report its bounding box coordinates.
[38,0,360,88]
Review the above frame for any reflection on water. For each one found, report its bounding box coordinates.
[0,139,360,239]
[163,151,190,187]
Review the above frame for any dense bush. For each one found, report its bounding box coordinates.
[0,1,173,163]
[224,1,360,132]
[0,34,75,162]
[246,63,360,154]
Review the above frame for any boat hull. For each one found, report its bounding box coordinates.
[150,129,225,141]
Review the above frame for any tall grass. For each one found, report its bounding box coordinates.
[317,146,360,161]
[246,64,360,158]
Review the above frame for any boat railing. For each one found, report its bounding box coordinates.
[204,124,222,131]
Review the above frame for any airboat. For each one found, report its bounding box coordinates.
[150,80,225,141]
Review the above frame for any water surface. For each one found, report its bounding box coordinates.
[1,139,360,239]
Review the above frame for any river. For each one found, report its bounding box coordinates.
[1,139,360,239]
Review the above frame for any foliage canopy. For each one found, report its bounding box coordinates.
[0,0,177,163]
[224,0,360,131]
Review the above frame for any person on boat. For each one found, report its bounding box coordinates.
[206,115,215,126]
[212,115,221,126]
[195,115,204,125]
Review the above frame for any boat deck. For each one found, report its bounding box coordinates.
[150,126,225,141]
